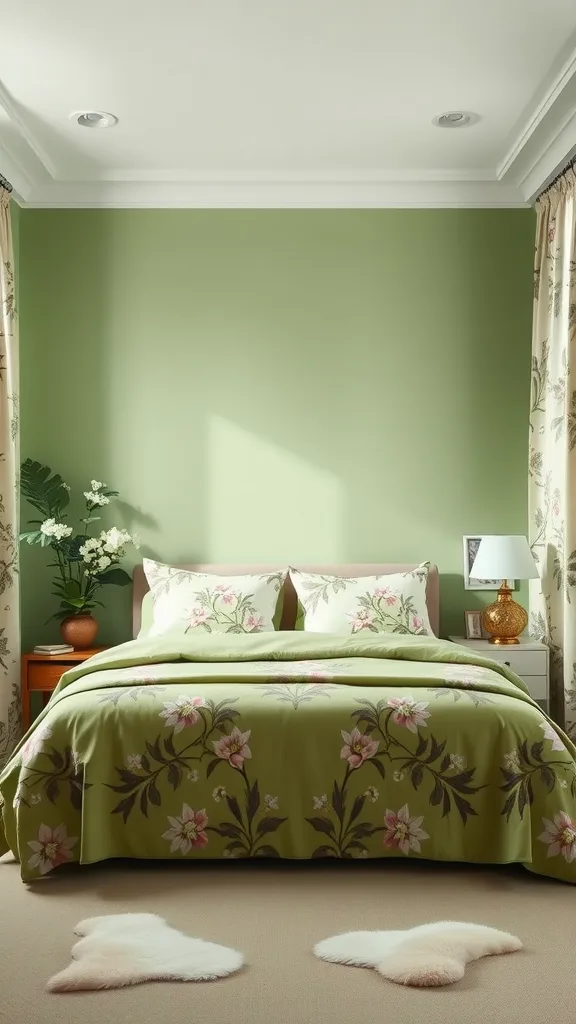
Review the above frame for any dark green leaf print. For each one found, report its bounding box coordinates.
[306,816,337,836]
[499,741,576,821]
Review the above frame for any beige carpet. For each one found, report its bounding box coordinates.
[0,854,574,1023]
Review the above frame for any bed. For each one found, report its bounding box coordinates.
[2,562,576,883]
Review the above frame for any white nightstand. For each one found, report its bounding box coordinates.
[448,636,549,713]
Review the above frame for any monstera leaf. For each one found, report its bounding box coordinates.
[21,459,69,518]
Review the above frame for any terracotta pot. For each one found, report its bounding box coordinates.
[60,614,99,650]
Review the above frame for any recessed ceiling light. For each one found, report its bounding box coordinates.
[71,111,118,129]
[432,111,479,128]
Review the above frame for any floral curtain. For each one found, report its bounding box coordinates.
[530,166,576,734]
[0,186,20,768]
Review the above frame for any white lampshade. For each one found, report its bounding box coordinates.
[470,535,539,581]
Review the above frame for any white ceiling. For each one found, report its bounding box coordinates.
[2,0,576,207]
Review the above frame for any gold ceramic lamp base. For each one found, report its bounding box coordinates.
[481,582,528,644]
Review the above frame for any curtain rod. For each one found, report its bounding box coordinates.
[0,172,13,194]
[537,153,576,201]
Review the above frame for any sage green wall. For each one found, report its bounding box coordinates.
[18,209,534,649]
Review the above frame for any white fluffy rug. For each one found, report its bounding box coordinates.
[47,913,244,992]
[314,921,522,987]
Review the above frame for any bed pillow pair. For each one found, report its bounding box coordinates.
[141,560,434,639]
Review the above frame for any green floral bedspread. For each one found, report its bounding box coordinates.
[1,632,576,883]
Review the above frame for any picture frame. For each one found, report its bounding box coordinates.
[465,610,483,640]
[463,535,516,591]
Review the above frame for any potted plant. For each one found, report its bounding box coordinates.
[20,459,138,649]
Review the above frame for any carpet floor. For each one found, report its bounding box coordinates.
[0,854,573,1024]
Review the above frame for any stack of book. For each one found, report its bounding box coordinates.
[33,643,74,655]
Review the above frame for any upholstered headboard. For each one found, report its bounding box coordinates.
[132,563,440,638]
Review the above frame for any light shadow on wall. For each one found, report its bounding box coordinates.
[207,415,344,561]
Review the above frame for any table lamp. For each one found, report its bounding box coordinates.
[469,535,539,645]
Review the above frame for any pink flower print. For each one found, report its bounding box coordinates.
[27,823,77,875]
[412,615,424,631]
[383,804,429,855]
[548,221,556,245]
[540,721,566,753]
[159,695,206,733]
[162,805,209,854]
[189,606,210,628]
[246,614,265,631]
[340,728,379,768]
[374,587,388,598]
[308,670,330,684]
[538,811,576,862]
[350,609,375,633]
[214,583,230,593]
[127,666,156,685]
[387,696,431,733]
[20,725,53,764]
[213,727,252,769]
[221,590,238,606]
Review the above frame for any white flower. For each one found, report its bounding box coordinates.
[132,532,141,550]
[364,786,379,803]
[313,794,328,810]
[40,518,73,541]
[212,785,226,802]
[84,491,110,506]
[264,794,278,811]
[97,555,111,571]
[503,751,521,772]
[102,527,132,553]
[449,754,467,772]
[125,754,142,772]
[393,771,405,782]
[62,483,71,491]
[30,793,42,805]
[91,480,105,491]
[80,536,104,564]
[187,769,200,782]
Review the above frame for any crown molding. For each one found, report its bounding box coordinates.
[18,177,528,208]
[520,113,576,203]
[0,82,56,202]
[497,44,576,181]
[497,42,576,201]
[6,44,576,209]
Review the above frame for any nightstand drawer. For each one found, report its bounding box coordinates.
[484,650,547,676]
[521,676,548,701]
[28,661,71,690]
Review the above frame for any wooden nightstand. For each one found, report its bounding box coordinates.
[449,636,550,713]
[21,648,106,731]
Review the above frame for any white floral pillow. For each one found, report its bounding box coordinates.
[143,560,287,637]
[289,564,434,636]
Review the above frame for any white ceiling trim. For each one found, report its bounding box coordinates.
[21,178,528,209]
[0,80,60,183]
[4,53,576,209]
[497,43,576,181]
